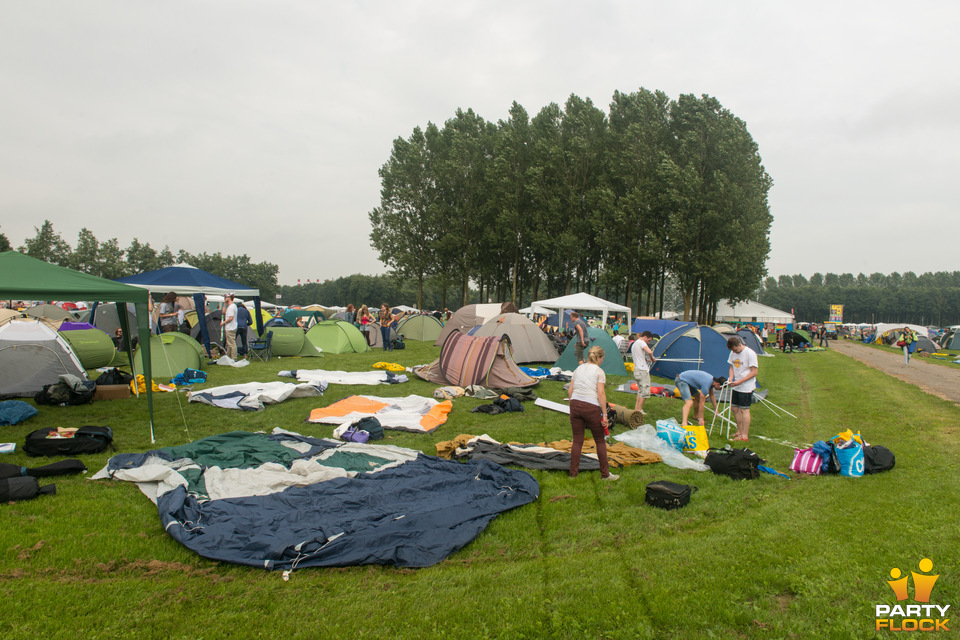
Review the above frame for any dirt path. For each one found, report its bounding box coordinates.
[824,339,960,405]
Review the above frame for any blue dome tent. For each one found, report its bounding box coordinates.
[650,325,730,381]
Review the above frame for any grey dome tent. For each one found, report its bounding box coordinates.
[434,303,519,347]
[0,320,87,398]
[472,313,558,363]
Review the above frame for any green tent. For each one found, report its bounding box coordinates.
[134,334,202,380]
[554,326,627,376]
[306,320,370,354]
[396,314,444,342]
[268,326,322,357]
[60,328,116,369]
[0,251,157,441]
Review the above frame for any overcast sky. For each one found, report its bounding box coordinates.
[2,1,958,285]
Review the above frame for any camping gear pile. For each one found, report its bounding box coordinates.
[789,430,895,477]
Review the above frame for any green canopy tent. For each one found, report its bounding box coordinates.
[0,251,157,442]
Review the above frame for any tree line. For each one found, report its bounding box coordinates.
[9,221,280,299]
[760,271,960,326]
[369,89,773,320]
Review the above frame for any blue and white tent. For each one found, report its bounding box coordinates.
[650,324,730,380]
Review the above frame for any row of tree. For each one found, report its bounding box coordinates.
[760,271,960,326]
[8,221,280,299]
[369,89,773,320]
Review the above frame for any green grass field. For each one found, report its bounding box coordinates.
[2,342,958,639]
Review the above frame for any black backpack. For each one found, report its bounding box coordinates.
[94,368,134,386]
[704,447,764,480]
[645,480,697,510]
[34,380,96,406]
[863,445,896,474]
[23,426,114,457]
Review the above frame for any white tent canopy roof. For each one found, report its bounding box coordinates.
[529,292,631,329]
[873,323,930,338]
[715,299,794,324]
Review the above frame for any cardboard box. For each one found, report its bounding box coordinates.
[94,384,131,401]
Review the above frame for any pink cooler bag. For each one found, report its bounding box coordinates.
[789,448,823,475]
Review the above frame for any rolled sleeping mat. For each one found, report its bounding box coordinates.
[0,460,87,480]
[609,403,645,428]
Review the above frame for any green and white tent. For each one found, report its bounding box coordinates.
[267,327,323,357]
[306,320,370,354]
[396,314,444,342]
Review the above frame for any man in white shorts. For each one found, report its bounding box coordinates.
[630,331,657,415]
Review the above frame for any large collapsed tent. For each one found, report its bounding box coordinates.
[305,321,370,354]
[554,327,627,376]
[529,292,631,333]
[60,327,117,368]
[397,314,444,342]
[0,252,156,439]
[418,332,538,388]
[434,303,519,346]
[472,313,558,363]
[94,430,539,569]
[0,320,87,397]
[650,324,730,380]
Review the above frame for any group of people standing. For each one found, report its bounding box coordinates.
[565,332,761,482]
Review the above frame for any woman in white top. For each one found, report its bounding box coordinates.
[567,346,618,481]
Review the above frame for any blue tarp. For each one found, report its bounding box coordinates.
[650,325,730,381]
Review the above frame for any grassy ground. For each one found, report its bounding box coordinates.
[2,342,959,639]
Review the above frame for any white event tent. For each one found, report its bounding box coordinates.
[527,292,631,330]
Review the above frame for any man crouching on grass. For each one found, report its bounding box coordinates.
[675,370,725,427]
[727,336,759,442]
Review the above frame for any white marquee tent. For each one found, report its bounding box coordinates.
[527,292,631,330]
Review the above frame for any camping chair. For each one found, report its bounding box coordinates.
[248,331,273,363]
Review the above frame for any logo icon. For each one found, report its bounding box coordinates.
[876,558,950,632]
[888,558,938,602]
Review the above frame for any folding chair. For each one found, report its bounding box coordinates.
[248,331,273,363]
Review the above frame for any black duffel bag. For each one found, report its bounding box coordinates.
[704,447,764,480]
[0,477,56,502]
[645,480,697,510]
[23,426,114,457]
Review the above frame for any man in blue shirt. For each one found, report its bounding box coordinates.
[675,370,726,427]
[235,302,253,357]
